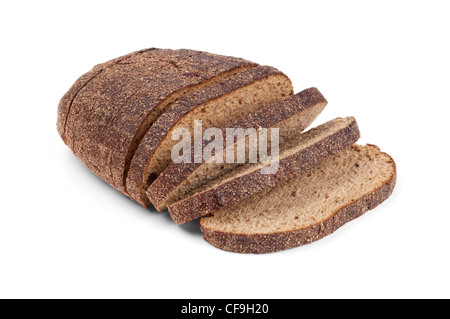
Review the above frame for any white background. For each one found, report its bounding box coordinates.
[0,0,449,299]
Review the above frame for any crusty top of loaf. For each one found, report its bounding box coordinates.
[57,48,156,141]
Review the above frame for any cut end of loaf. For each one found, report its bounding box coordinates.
[200,144,397,254]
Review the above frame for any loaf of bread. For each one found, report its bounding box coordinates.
[58,48,396,254]
[58,48,268,195]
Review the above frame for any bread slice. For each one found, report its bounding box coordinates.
[200,144,396,254]
[126,66,294,206]
[147,87,327,212]
[168,117,360,224]
[58,49,258,194]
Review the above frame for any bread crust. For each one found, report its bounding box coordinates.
[126,66,291,206]
[147,88,327,211]
[168,118,360,224]
[200,145,397,254]
[56,48,155,142]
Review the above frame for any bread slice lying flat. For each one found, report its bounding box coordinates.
[147,87,328,211]
[200,144,396,254]
[127,66,293,206]
[168,117,360,224]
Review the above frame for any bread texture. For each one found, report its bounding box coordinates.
[126,66,294,206]
[57,48,257,194]
[147,87,327,211]
[168,117,360,224]
[200,144,397,254]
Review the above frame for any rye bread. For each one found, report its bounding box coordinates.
[147,87,328,212]
[200,144,397,254]
[126,66,294,206]
[58,49,257,193]
[168,117,360,224]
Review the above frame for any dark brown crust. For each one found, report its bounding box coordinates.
[200,146,397,254]
[147,88,327,211]
[168,118,360,224]
[56,48,156,142]
[59,49,256,193]
[126,66,291,206]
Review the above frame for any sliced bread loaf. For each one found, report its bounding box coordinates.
[58,49,258,194]
[200,144,396,254]
[147,87,328,212]
[168,117,360,224]
[126,66,294,206]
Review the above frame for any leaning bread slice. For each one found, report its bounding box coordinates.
[168,117,360,224]
[201,144,396,254]
[147,87,327,211]
[126,66,294,206]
